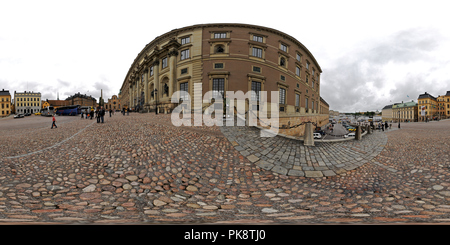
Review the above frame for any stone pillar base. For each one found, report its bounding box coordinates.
[303,122,314,146]
[356,126,362,140]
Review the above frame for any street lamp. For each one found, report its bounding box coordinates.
[154,88,158,115]
[398,111,400,128]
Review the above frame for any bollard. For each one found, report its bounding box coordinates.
[356,125,362,140]
[303,122,314,146]
[366,125,371,134]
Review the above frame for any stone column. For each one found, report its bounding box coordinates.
[144,74,148,105]
[168,49,178,100]
[356,125,362,140]
[303,122,314,146]
[129,84,132,108]
[137,78,140,108]
[132,82,136,108]
[153,60,160,112]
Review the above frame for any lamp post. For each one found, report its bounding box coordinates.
[398,110,400,128]
[154,88,158,115]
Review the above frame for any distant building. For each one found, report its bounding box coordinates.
[14,91,41,114]
[65,92,97,107]
[392,101,418,122]
[437,91,450,119]
[1,89,11,117]
[105,95,121,111]
[44,99,71,109]
[329,110,339,116]
[381,104,394,122]
[418,92,439,121]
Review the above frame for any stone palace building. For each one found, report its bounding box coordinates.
[120,23,329,136]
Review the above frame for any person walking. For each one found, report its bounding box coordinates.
[51,114,57,129]
[100,106,105,123]
[109,108,112,117]
[96,107,100,123]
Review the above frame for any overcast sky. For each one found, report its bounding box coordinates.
[1,0,449,112]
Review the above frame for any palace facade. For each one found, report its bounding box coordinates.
[121,23,329,135]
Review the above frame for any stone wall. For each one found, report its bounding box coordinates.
[257,114,329,137]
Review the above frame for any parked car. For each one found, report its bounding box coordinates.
[24,113,31,116]
[14,114,24,119]
[35,112,41,115]
[348,132,355,137]
[313,133,322,139]
[315,130,326,135]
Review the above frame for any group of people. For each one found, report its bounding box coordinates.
[375,121,391,131]
[80,106,106,123]
[52,106,128,129]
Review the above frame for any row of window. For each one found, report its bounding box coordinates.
[143,33,317,87]
[16,109,39,113]
[207,78,316,112]
[1,98,10,102]
[182,31,318,81]
[422,104,450,109]
[147,49,190,77]
[15,97,40,102]
[16,103,40,107]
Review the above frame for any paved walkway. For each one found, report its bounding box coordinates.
[1,114,450,225]
[221,118,395,177]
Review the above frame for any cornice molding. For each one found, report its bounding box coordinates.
[123,23,322,85]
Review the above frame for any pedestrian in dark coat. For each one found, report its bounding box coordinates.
[100,106,105,123]
[96,107,100,123]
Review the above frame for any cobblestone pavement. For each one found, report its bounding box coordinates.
[221,117,391,178]
[1,114,450,224]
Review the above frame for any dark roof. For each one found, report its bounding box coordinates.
[65,92,96,101]
[0,89,10,96]
[382,104,393,109]
[393,101,418,109]
[446,91,450,96]
[418,92,436,100]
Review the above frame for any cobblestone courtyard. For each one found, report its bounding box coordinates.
[1,114,450,224]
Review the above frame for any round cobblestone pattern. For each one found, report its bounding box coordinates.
[1,114,450,224]
[220,118,389,178]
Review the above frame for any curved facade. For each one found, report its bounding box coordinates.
[120,23,327,124]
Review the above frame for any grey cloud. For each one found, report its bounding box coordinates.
[321,27,444,112]
[365,27,441,64]
[57,79,70,87]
